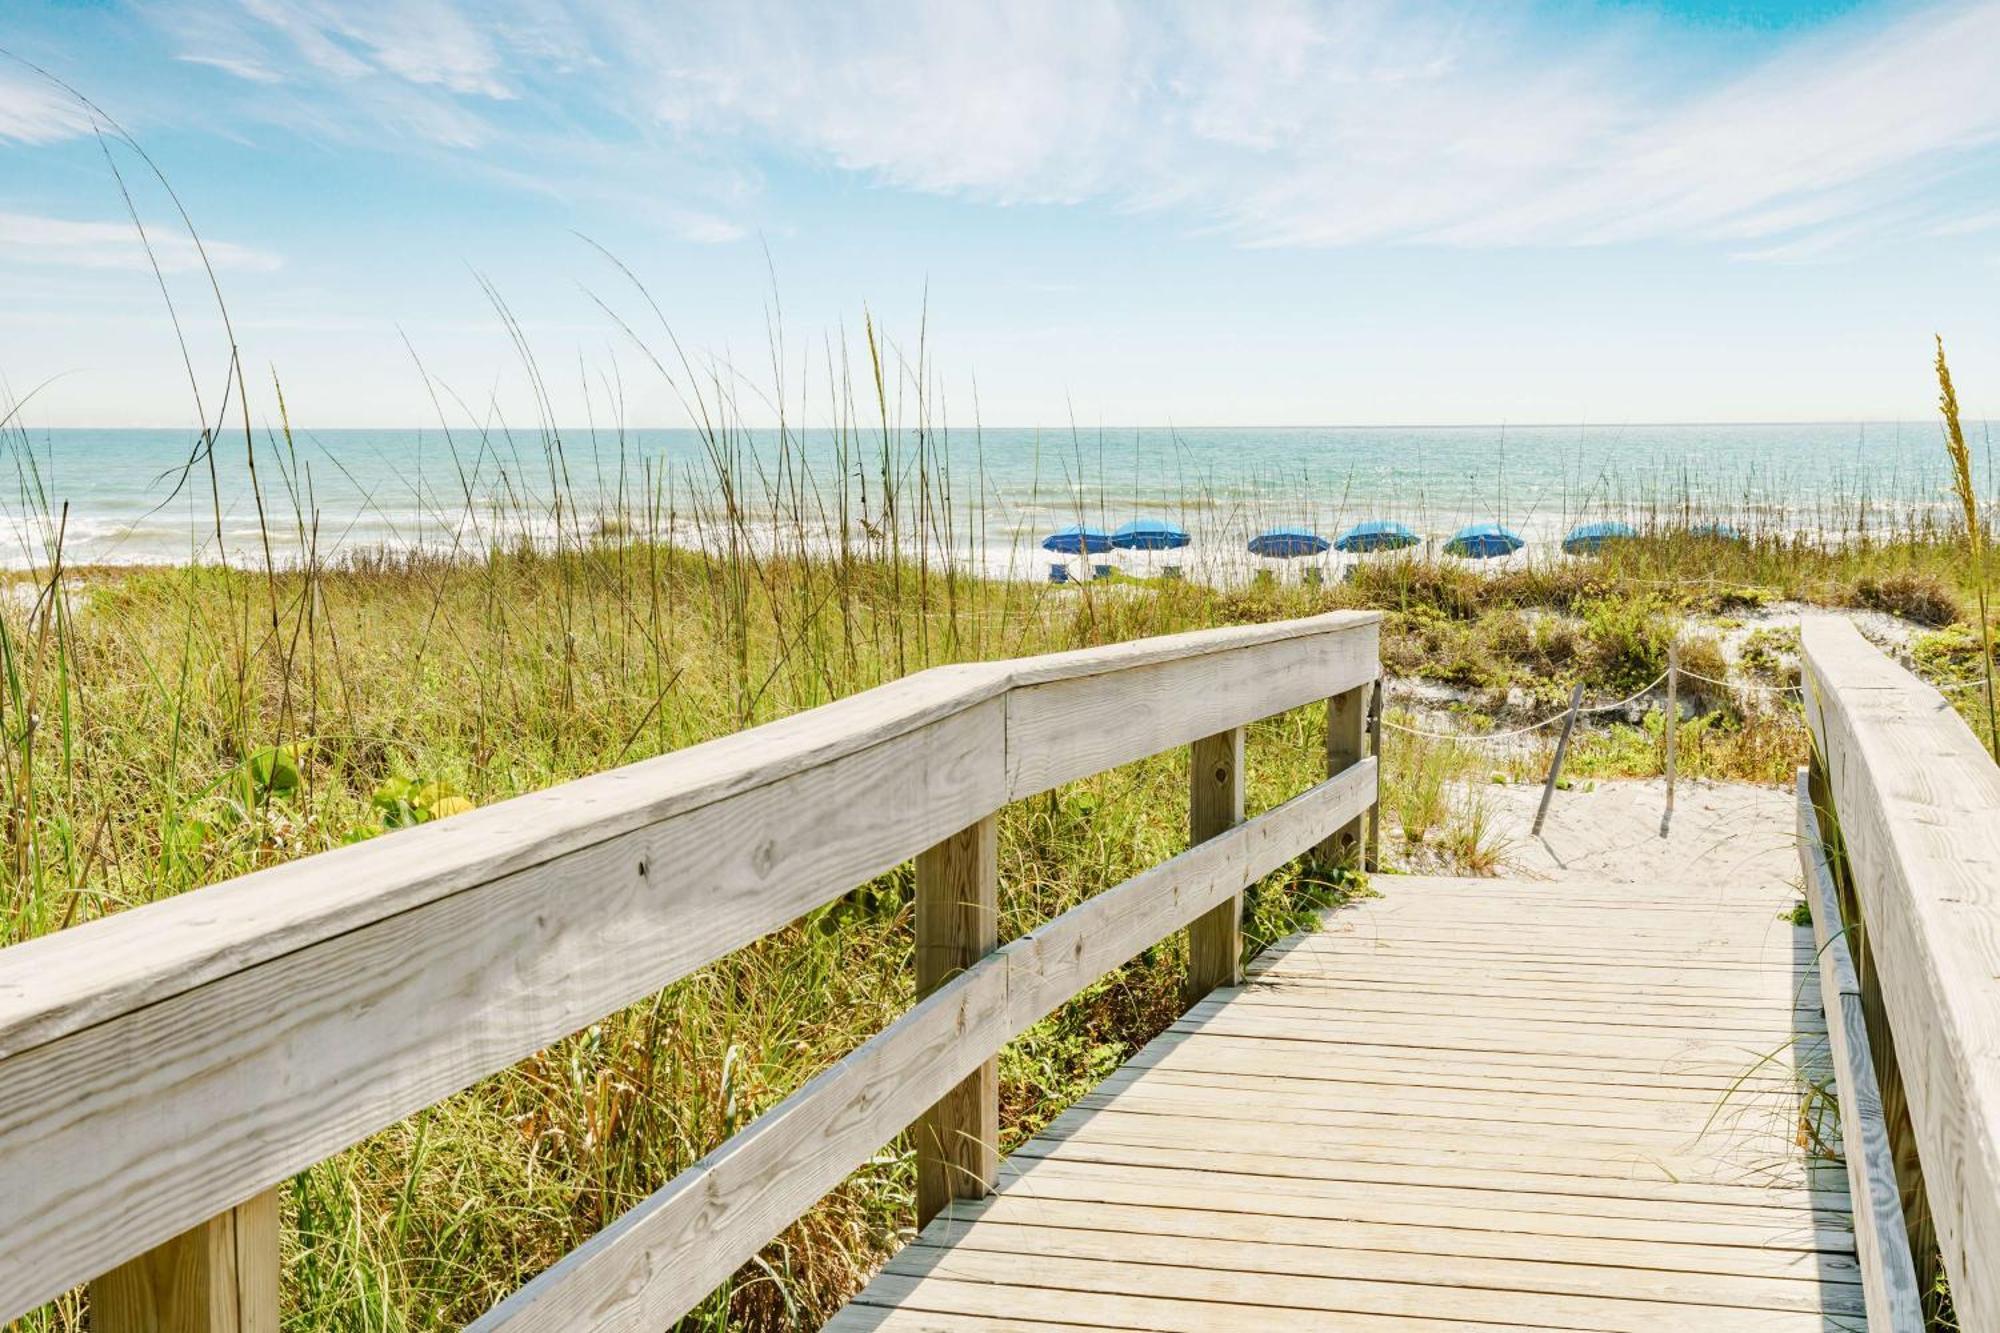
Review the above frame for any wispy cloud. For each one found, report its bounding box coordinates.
[0,212,283,273]
[0,72,96,144]
[128,0,2000,256]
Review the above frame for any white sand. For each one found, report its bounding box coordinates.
[1470,776,1801,894]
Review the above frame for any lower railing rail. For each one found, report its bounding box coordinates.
[1795,768,1923,1331]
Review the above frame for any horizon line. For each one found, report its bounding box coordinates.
[15,417,1974,434]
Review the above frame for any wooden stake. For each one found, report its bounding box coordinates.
[1532,682,1586,837]
[1661,642,1679,836]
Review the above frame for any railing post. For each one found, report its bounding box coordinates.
[1365,681,1383,873]
[1186,727,1247,1002]
[1661,643,1678,836]
[913,814,999,1227]
[91,1189,280,1333]
[1319,683,1371,869]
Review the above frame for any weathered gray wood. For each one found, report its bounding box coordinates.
[915,815,999,1226]
[1363,681,1382,872]
[472,762,1375,1332]
[0,610,1382,1320]
[1003,618,1377,798]
[848,855,1862,1330]
[1803,615,2000,1329]
[1795,768,1924,1330]
[1185,728,1247,1002]
[1316,684,1369,868]
[1004,762,1375,1034]
[0,695,1009,1319]
[0,612,1381,1059]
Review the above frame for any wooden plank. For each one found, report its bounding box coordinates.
[1804,615,2000,1328]
[1000,1152,1856,1248]
[1244,973,1826,1017]
[1038,1105,1847,1196]
[1317,684,1369,867]
[1179,996,1827,1055]
[1006,1138,1848,1221]
[1093,1062,1813,1142]
[91,1190,279,1333]
[1221,984,1827,1035]
[923,1218,1863,1316]
[840,1272,1558,1333]
[1002,615,1377,798]
[916,1191,1863,1284]
[1798,767,1925,1331]
[914,815,999,1227]
[474,762,1376,1331]
[1144,1034,1817,1098]
[1184,727,1245,1001]
[1064,1093,1830,1186]
[1083,1059,1818,1145]
[876,1242,1842,1332]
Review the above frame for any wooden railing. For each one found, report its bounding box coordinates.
[1800,616,2000,1331]
[0,609,1381,1331]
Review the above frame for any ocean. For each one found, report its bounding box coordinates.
[1,423,1990,576]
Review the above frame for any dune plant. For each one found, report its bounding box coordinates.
[1934,336,1998,757]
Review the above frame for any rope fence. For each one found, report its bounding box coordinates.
[1379,671,1668,745]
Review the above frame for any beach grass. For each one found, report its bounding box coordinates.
[3,491,1994,1330]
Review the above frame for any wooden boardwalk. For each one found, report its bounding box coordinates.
[835,872,1863,1331]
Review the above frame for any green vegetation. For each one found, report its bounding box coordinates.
[7,504,1996,1329]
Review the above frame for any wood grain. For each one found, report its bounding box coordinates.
[848,849,1862,1329]
[1803,614,2000,1329]
[914,815,999,1226]
[92,1189,279,1333]
[1797,767,1924,1330]
[1184,727,1246,1002]
[472,761,1375,1331]
[0,611,1381,1321]
[1316,684,1369,867]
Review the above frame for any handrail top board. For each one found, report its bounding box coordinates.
[1801,613,2000,1329]
[0,610,1378,1060]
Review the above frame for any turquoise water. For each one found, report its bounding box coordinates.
[1,423,1990,573]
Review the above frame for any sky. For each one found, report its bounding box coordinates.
[2,0,1998,429]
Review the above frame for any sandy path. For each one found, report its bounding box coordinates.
[1470,776,1801,893]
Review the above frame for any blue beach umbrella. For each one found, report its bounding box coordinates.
[1041,524,1113,555]
[1689,521,1742,542]
[1444,523,1525,559]
[1334,520,1420,553]
[1562,521,1637,555]
[1247,527,1331,559]
[1111,518,1190,551]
